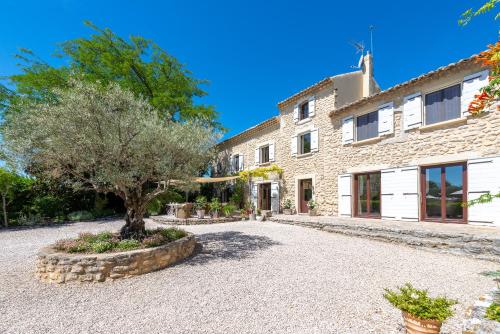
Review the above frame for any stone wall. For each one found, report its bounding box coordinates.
[36,234,196,283]
[218,61,499,216]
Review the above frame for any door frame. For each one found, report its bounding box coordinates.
[295,174,316,214]
[258,182,272,211]
[420,162,468,224]
[353,171,381,218]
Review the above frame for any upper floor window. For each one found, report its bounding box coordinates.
[356,110,378,141]
[299,101,309,121]
[424,84,461,125]
[299,132,311,154]
[260,145,270,164]
[232,154,240,171]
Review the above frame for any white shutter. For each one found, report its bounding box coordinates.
[269,143,275,162]
[271,182,280,213]
[293,104,299,122]
[251,183,258,210]
[342,116,354,144]
[403,93,422,131]
[462,70,489,116]
[308,96,316,117]
[291,136,298,156]
[398,166,419,221]
[338,174,352,217]
[467,157,500,225]
[239,155,244,171]
[255,148,260,165]
[310,129,319,152]
[229,154,234,173]
[381,168,399,219]
[378,102,394,135]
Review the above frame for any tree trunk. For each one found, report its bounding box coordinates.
[120,204,146,239]
[1,194,8,228]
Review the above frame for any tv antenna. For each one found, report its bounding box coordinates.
[349,40,365,69]
[369,25,375,57]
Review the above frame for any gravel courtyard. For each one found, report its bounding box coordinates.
[0,220,497,334]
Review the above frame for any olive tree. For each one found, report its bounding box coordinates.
[2,79,217,238]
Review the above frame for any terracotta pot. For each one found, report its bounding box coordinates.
[250,213,256,221]
[212,211,219,219]
[308,208,317,216]
[402,312,442,334]
[196,209,205,219]
[283,208,293,215]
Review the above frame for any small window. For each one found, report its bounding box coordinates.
[356,110,378,141]
[260,145,270,164]
[299,133,311,154]
[233,154,240,171]
[425,84,461,125]
[299,101,309,120]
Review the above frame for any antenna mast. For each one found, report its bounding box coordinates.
[369,25,374,57]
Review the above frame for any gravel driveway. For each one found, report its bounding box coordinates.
[0,219,497,334]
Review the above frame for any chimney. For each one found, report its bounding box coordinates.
[361,52,374,98]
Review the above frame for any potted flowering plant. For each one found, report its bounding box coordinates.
[384,283,457,334]
[249,203,257,221]
[209,198,222,218]
[194,196,207,219]
[283,199,293,215]
[307,200,317,216]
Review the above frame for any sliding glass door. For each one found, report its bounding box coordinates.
[355,172,381,218]
[421,163,467,223]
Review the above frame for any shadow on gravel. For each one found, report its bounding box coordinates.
[186,231,280,265]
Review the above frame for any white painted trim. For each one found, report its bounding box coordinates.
[409,152,480,166]
[294,174,316,213]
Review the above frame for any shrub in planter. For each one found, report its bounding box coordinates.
[283,199,293,215]
[194,196,207,218]
[209,198,222,218]
[384,283,457,334]
[307,200,317,216]
[222,203,236,217]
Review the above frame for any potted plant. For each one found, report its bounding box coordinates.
[240,209,247,221]
[249,203,256,221]
[283,199,293,215]
[384,283,457,334]
[194,196,207,219]
[222,204,235,217]
[209,198,222,218]
[307,200,317,216]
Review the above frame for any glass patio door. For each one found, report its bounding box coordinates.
[422,163,466,223]
[355,172,381,218]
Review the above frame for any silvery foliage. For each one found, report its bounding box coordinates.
[2,79,218,204]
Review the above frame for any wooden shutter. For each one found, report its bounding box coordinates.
[251,183,258,209]
[462,70,489,116]
[255,148,260,165]
[338,174,352,217]
[293,104,299,122]
[310,129,319,152]
[380,168,399,219]
[308,96,316,117]
[291,136,298,156]
[398,166,419,221]
[342,116,354,144]
[378,102,394,135]
[271,182,280,213]
[467,157,500,225]
[403,93,422,131]
[239,155,244,171]
[269,143,275,162]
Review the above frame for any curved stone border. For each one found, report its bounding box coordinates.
[36,233,196,283]
[152,215,240,225]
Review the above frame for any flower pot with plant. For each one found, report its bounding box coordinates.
[283,199,293,215]
[222,204,236,217]
[307,200,317,216]
[194,196,207,219]
[209,198,222,219]
[384,283,457,334]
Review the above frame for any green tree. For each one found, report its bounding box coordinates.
[0,168,19,227]
[1,21,221,130]
[2,79,217,238]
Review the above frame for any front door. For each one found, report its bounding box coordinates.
[421,163,467,223]
[354,172,381,218]
[299,179,313,213]
[259,183,271,211]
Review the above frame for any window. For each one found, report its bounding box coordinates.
[260,145,270,164]
[299,133,311,155]
[233,154,240,171]
[424,84,461,125]
[356,110,378,141]
[299,101,309,120]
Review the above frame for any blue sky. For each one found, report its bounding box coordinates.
[0,0,498,141]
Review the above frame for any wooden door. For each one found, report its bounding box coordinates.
[299,179,313,213]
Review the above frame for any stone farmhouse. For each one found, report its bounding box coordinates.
[216,52,500,226]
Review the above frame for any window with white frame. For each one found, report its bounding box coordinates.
[299,101,309,121]
[232,154,240,171]
[356,110,378,141]
[424,84,461,125]
[291,129,318,156]
[260,145,270,163]
[299,132,311,154]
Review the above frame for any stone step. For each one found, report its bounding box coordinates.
[270,217,499,263]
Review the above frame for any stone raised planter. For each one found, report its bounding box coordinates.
[36,233,196,283]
